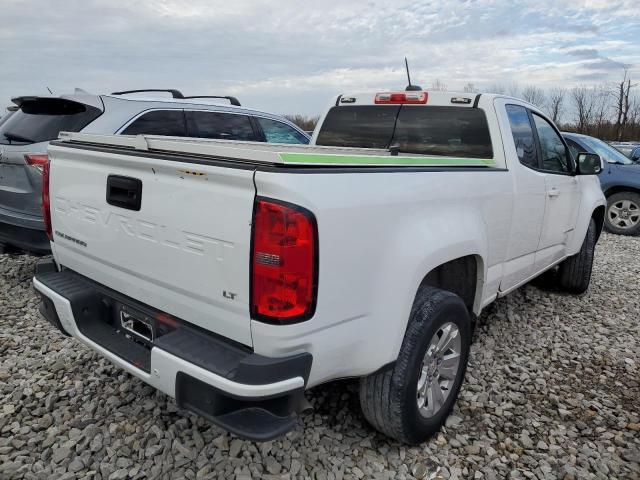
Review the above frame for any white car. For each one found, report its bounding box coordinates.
[34,89,605,443]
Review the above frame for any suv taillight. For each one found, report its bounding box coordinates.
[251,198,318,324]
[25,153,49,173]
[41,159,53,241]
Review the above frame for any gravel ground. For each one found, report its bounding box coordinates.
[1,232,638,480]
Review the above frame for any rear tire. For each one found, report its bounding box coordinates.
[359,286,471,444]
[557,219,596,294]
[604,192,640,236]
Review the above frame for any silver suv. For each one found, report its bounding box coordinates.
[0,89,309,254]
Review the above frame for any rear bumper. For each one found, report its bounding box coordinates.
[0,206,49,253]
[33,262,312,441]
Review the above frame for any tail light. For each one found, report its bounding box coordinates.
[41,159,53,241]
[374,91,428,104]
[25,153,49,173]
[251,198,318,324]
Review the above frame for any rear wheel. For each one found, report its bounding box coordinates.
[557,218,596,294]
[359,286,471,444]
[604,192,640,236]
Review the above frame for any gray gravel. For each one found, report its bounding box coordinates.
[1,232,639,480]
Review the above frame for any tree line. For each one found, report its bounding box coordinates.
[454,71,639,141]
[286,71,640,142]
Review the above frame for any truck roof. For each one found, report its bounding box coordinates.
[332,90,533,109]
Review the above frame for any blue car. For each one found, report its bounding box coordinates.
[564,132,640,235]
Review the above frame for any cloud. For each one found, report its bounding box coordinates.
[567,48,600,59]
[584,58,631,70]
[0,0,638,115]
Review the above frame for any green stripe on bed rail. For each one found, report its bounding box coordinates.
[278,152,496,167]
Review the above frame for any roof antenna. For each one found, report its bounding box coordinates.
[404,58,422,91]
[46,87,53,94]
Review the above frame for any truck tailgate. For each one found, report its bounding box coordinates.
[47,143,256,347]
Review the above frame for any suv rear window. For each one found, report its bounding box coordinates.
[316,105,493,158]
[0,99,102,145]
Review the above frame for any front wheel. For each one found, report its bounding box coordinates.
[557,218,596,294]
[359,286,471,444]
[604,192,640,236]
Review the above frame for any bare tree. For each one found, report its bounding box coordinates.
[487,83,506,95]
[629,94,640,140]
[505,81,521,98]
[430,79,447,91]
[521,85,546,107]
[546,87,566,125]
[283,114,320,132]
[571,87,596,134]
[462,82,478,93]
[591,85,611,138]
[613,70,638,140]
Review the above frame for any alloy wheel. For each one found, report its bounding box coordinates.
[608,199,640,230]
[416,322,462,418]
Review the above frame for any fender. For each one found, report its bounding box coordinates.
[567,175,606,255]
[375,206,489,363]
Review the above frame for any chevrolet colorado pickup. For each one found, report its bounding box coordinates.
[34,90,606,444]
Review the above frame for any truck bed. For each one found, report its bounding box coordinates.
[55,132,498,168]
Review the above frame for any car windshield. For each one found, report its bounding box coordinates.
[577,136,634,165]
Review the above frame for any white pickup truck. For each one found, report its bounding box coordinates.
[34,90,606,444]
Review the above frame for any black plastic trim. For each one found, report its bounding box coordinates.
[35,258,57,274]
[34,268,313,385]
[183,96,241,107]
[0,221,50,255]
[175,372,303,441]
[473,93,482,108]
[111,89,185,99]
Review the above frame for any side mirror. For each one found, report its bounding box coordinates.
[576,153,603,175]
[632,151,640,163]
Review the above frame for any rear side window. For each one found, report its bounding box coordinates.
[186,111,257,141]
[391,106,493,158]
[256,117,308,144]
[122,110,186,136]
[505,105,538,169]
[315,105,400,148]
[0,99,102,145]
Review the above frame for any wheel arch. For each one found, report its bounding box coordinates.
[603,185,640,198]
[416,254,484,316]
[592,205,605,242]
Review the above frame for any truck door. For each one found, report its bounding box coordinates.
[529,113,581,269]
[498,103,547,291]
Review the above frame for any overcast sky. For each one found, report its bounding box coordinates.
[1,0,639,116]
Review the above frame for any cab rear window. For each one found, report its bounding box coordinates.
[316,105,493,159]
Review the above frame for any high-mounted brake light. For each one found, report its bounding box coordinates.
[25,153,49,173]
[375,91,428,104]
[251,198,318,324]
[41,159,53,241]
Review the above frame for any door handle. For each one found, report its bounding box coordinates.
[106,175,142,211]
[547,187,560,197]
